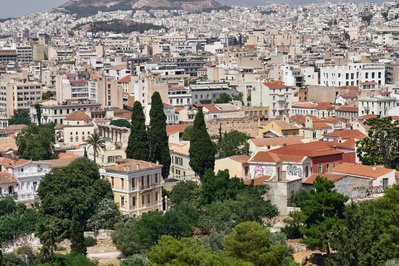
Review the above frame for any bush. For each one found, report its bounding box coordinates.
[84,236,97,247]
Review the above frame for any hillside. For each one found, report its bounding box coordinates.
[72,20,168,33]
[57,0,224,17]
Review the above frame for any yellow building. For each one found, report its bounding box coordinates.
[100,159,163,217]
[258,120,300,138]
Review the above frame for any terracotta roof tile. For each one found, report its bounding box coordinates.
[263,80,288,89]
[118,75,131,83]
[166,124,192,136]
[331,163,394,179]
[229,155,250,164]
[302,173,346,185]
[0,172,17,185]
[105,159,162,173]
[324,129,366,140]
[244,175,272,185]
[65,110,92,121]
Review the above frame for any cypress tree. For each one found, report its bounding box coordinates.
[126,101,149,161]
[189,109,216,180]
[148,92,170,179]
[70,211,86,255]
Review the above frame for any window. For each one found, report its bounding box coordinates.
[147,194,150,204]
[147,175,150,187]
[132,196,136,207]
[382,178,389,188]
[132,178,135,190]
[121,178,124,190]
[111,177,114,188]
[318,164,324,174]
[155,192,158,202]
[120,196,125,207]
[141,176,144,188]
[155,174,158,184]
[142,195,145,206]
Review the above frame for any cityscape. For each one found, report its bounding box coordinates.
[0,0,398,265]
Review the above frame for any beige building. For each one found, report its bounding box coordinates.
[60,111,95,146]
[214,155,250,179]
[101,159,163,217]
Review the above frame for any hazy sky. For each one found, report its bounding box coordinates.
[0,0,67,18]
[0,0,382,18]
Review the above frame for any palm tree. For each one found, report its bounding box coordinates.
[84,132,106,164]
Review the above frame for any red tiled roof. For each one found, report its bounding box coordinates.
[194,104,220,113]
[229,155,250,164]
[244,175,272,185]
[336,106,358,112]
[0,172,17,185]
[324,129,366,140]
[326,138,357,150]
[263,81,288,89]
[312,122,332,129]
[14,159,31,167]
[118,75,131,83]
[166,124,192,136]
[331,163,394,179]
[359,114,377,119]
[65,110,92,121]
[250,151,306,163]
[316,102,334,110]
[302,173,346,185]
[292,102,317,109]
[271,141,343,158]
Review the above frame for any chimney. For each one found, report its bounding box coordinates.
[124,166,129,172]
[137,164,141,170]
[372,164,376,171]
[156,161,159,165]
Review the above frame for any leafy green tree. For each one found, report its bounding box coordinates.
[1,252,27,266]
[281,211,303,239]
[8,109,31,125]
[181,125,193,141]
[86,198,121,232]
[126,101,149,161]
[357,117,399,168]
[121,255,150,266]
[84,131,106,164]
[297,176,348,253]
[110,119,131,129]
[224,222,297,266]
[16,123,55,160]
[38,157,113,255]
[215,93,232,104]
[0,203,41,245]
[42,91,54,101]
[148,92,170,179]
[0,197,17,216]
[189,109,216,179]
[148,236,251,266]
[169,180,201,206]
[217,130,250,159]
[113,209,197,258]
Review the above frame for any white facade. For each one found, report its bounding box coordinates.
[251,82,297,119]
[358,96,396,117]
[320,63,385,87]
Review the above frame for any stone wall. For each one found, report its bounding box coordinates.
[206,118,265,138]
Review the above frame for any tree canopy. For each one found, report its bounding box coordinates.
[357,117,399,168]
[217,130,250,159]
[189,109,216,179]
[38,157,114,255]
[8,109,31,125]
[16,123,55,161]
[110,119,131,129]
[215,93,232,104]
[126,101,149,161]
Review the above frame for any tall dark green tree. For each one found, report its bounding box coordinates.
[126,101,149,161]
[148,92,170,179]
[189,109,216,180]
[8,109,31,125]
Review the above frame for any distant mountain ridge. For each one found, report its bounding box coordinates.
[57,0,224,17]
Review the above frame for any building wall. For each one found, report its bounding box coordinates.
[215,158,246,179]
[311,154,343,174]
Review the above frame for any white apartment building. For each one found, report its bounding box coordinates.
[251,81,297,119]
[60,110,95,146]
[281,65,305,88]
[30,100,101,125]
[320,63,385,87]
[190,83,238,105]
[168,86,191,107]
[358,96,396,117]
